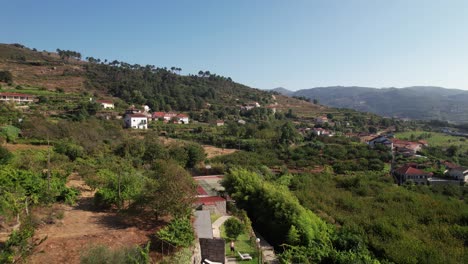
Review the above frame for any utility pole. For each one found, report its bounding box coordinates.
[47,135,51,191]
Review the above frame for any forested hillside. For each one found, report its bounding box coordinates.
[0,43,272,112]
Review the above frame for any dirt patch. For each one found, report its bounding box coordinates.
[3,143,49,152]
[27,179,157,264]
[203,145,238,159]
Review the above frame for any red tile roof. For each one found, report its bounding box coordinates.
[197,186,208,195]
[96,100,113,104]
[196,196,225,205]
[177,114,188,118]
[0,92,33,97]
[394,165,432,176]
[152,112,165,118]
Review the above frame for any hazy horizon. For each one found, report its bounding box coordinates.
[267,85,468,92]
[2,0,468,90]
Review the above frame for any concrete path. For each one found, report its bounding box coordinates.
[212,215,231,238]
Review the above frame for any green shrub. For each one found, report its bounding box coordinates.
[0,145,12,165]
[1,125,21,143]
[156,217,194,247]
[224,217,245,240]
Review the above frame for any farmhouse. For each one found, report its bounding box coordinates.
[96,100,114,109]
[124,113,148,129]
[393,165,433,185]
[215,120,224,126]
[177,113,189,124]
[0,92,35,103]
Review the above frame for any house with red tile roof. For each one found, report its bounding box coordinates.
[393,164,433,185]
[151,112,189,124]
[177,113,189,124]
[152,112,166,120]
[0,92,35,103]
[391,138,424,156]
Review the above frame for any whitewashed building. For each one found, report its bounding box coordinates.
[124,113,148,129]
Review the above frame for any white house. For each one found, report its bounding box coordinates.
[176,114,189,124]
[312,128,333,137]
[96,100,114,109]
[124,113,148,129]
[0,92,35,103]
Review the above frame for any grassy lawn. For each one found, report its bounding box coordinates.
[395,131,468,151]
[220,224,259,264]
[210,213,221,223]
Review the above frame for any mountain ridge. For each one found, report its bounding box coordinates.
[272,86,468,123]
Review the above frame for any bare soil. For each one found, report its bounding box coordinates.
[27,179,157,264]
[3,143,48,152]
[203,145,238,159]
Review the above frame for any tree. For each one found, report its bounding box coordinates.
[280,122,302,145]
[313,99,319,104]
[185,143,206,168]
[142,160,196,219]
[224,217,244,240]
[0,71,13,83]
[156,217,195,247]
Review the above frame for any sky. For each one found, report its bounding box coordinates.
[2,0,468,90]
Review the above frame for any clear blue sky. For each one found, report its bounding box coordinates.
[2,0,468,90]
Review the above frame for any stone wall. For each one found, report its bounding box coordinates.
[200,238,226,263]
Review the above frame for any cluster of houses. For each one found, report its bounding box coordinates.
[365,134,467,185]
[122,106,191,129]
[393,162,468,185]
[367,135,427,157]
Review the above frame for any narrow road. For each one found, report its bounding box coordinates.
[211,215,231,238]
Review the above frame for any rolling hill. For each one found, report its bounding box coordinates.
[0,43,274,111]
[276,86,468,123]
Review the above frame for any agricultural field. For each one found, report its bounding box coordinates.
[395,131,468,151]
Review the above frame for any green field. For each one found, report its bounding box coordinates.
[221,224,259,264]
[1,87,67,96]
[395,131,468,151]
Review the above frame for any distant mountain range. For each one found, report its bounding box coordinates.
[271,86,468,123]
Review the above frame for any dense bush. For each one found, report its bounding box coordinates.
[156,217,195,248]
[224,217,245,240]
[0,70,13,83]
